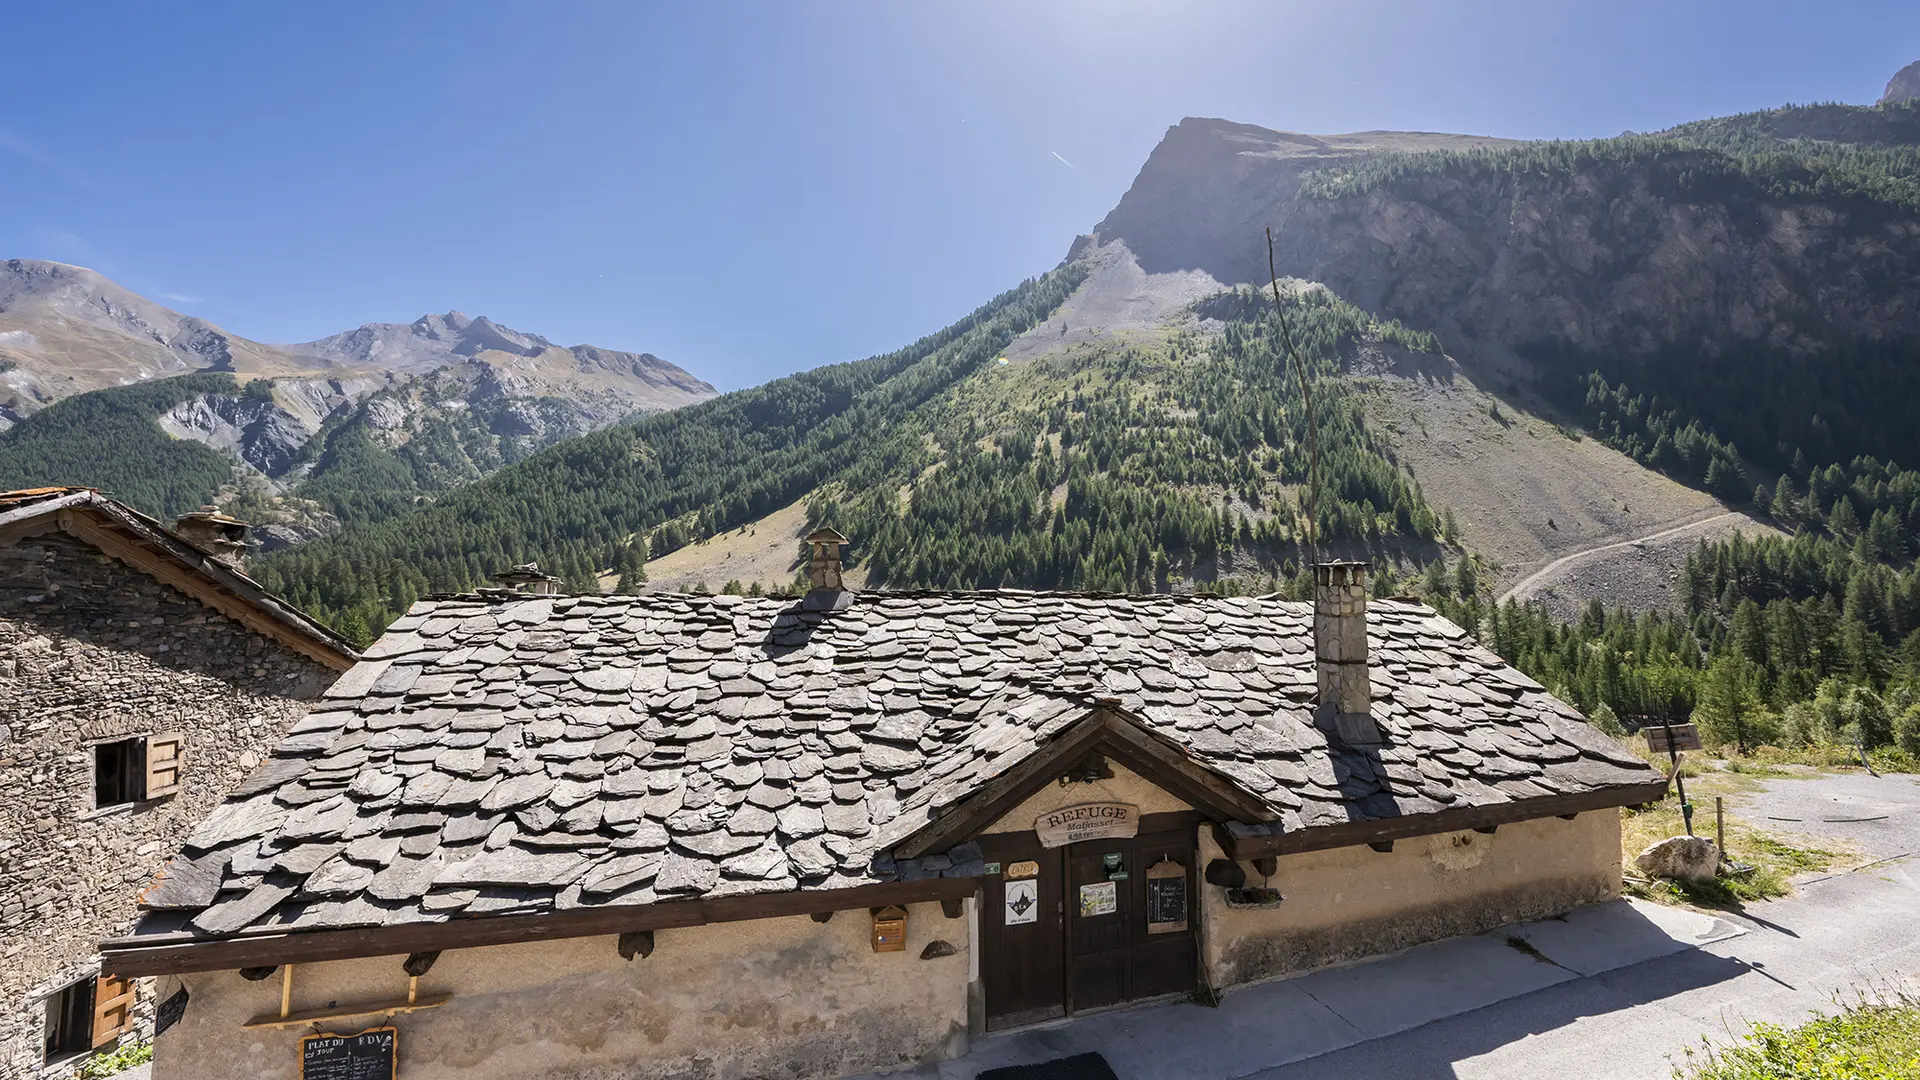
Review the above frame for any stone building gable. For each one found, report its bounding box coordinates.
[0,531,340,1077]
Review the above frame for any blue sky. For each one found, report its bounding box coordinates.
[5,2,1917,390]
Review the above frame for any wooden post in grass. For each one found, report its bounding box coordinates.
[1652,719,1696,836]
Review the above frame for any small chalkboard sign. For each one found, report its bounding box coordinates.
[1145,858,1188,934]
[301,1027,396,1080]
[153,985,189,1037]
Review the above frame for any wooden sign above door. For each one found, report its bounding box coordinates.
[1035,802,1138,848]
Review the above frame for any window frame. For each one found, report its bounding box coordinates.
[91,736,148,809]
[42,976,95,1064]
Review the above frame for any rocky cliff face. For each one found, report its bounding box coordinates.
[1093,115,1920,358]
[1883,60,1920,105]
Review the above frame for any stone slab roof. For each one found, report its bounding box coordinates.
[129,590,1656,942]
[0,486,358,668]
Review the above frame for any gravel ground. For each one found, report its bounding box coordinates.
[1731,770,1920,864]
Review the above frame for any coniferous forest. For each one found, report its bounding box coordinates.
[246,273,1455,640]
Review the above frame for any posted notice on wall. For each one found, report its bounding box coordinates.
[1078,880,1117,917]
[1004,879,1039,925]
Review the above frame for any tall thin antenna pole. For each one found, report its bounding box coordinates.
[1267,226,1322,566]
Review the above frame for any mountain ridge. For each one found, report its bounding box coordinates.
[0,258,716,419]
[0,260,718,541]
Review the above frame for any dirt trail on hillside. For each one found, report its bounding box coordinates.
[1361,346,1764,614]
[1499,509,1782,619]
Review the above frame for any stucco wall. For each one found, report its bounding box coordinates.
[154,901,972,1080]
[0,532,338,1077]
[988,762,1192,832]
[1199,811,1622,987]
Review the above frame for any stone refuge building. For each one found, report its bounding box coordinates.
[0,487,358,1077]
[104,539,1665,1080]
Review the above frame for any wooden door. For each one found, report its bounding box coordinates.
[977,834,1064,1030]
[1127,825,1200,1000]
[977,817,1200,1027]
[1066,841,1132,1011]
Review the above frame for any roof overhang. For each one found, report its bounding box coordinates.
[101,875,977,979]
[1216,777,1670,860]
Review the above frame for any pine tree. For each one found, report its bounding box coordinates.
[1771,473,1798,521]
[1694,654,1763,753]
[1453,557,1478,599]
[1830,496,1861,539]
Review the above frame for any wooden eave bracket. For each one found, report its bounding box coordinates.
[241,962,449,1030]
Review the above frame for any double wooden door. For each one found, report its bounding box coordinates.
[977,817,1199,1029]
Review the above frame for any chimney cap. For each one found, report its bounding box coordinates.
[489,562,559,586]
[805,527,849,545]
[175,505,248,527]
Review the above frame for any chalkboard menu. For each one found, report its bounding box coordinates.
[153,985,189,1037]
[1145,858,1188,934]
[301,1027,396,1080]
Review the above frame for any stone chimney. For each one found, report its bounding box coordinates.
[805,527,848,592]
[172,506,250,573]
[489,563,561,595]
[1315,561,1379,744]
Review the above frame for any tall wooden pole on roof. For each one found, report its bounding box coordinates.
[1268,226,1322,565]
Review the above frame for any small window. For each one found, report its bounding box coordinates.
[94,738,147,808]
[92,731,184,808]
[43,978,94,1062]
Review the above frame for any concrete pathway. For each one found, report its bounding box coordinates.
[864,774,1920,1080]
[870,901,1743,1080]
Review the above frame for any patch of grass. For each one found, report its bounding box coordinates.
[1620,793,1846,909]
[1720,758,1793,779]
[1670,986,1919,1079]
[1737,743,1920,775]
[77,1041,151,1080]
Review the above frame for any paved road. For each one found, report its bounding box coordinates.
[1497,510,1748,604]
[1251,772,1920,1080]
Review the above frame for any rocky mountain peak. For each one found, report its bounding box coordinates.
[1882,60,1920,105]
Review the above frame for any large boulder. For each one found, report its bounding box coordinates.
[1883,60,1920,105]
[1635,835,1719,881]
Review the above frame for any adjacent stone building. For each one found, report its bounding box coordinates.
[105,543,1664,1080]
[0,488,357,1077]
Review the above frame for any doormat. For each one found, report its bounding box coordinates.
[977,1052,1121,1080]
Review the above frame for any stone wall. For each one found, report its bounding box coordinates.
[1198,811,1622,988]
[154,902,971,1080]
[0,531,338,1077]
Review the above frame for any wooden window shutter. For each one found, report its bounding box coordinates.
[145,732,184,799]
[91,973,135,1048]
